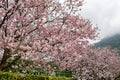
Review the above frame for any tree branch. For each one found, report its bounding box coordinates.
[2,55,21,70]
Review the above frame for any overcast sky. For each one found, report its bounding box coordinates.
[80,0,120,40]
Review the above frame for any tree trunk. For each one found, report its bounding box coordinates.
[0,48,21,71]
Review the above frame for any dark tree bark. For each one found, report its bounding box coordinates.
[0,48,21,71]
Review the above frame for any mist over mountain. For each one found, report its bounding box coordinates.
[95,34,120,49]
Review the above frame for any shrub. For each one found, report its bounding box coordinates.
[55,71,72,78]
[0,71,72,80]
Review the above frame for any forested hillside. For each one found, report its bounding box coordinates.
[95,34,120,49]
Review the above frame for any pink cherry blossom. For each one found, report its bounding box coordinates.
[0,0,120,80]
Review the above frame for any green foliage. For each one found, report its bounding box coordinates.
[3,59,72,78]
[55,71,72,78]
[0,71,73,80]
[115,74,120,80]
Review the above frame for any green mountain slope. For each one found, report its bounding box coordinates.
[95,34,120,49]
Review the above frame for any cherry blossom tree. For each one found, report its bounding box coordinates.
[0,0,98,71]
[71,46,120,80]
[0,0,120,80]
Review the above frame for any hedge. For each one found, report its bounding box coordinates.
[0,71,73,80]
[55,71,72,77]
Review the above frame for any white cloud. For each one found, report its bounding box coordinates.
[80,0,120,39]
[110,13,120,28]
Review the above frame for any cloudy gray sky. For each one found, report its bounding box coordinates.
[80,0,120,40]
